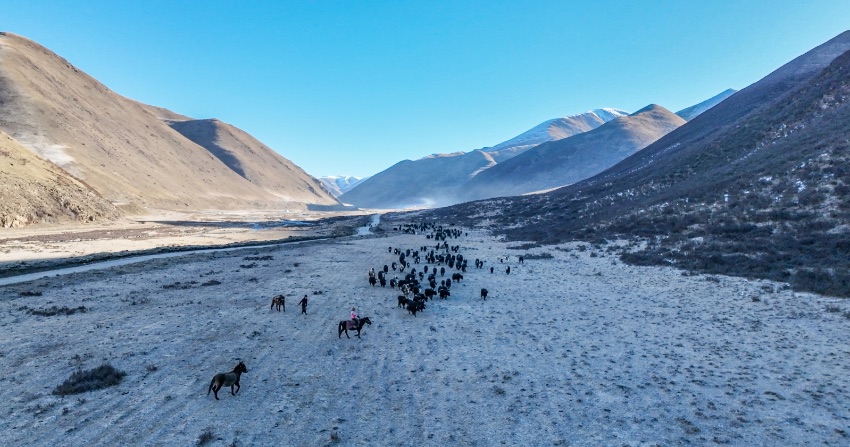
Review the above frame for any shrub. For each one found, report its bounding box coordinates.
[197,427,215,446]
[27,306,88,317]
[522,252,554,260]
[52,363,126,396]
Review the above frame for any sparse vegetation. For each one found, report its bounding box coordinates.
[52,363,126,396]
[24,305,88,317]
[197,427,215,446]
[163,281,197,289]
[522,252,554,260]
[507,243,541,250]
[29,401,57,415]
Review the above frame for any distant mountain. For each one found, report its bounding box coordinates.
[340,151,496,209]
[430,30,850,297]
[340,108,626,209]
[0,32,337,224]
[676,89,737,121]
[462,105,685,201]
[318,176,366,197]
[484,108,628,162]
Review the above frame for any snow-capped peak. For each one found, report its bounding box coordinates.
[486,108,629,154]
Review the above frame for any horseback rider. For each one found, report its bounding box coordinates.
[350,307,359,329]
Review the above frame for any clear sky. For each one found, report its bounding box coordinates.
[3,1,849,178]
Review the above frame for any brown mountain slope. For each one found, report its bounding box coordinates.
[462,104,684,200]
[0,130,119,227]
[168,118,338,204]
[0,32,325,214]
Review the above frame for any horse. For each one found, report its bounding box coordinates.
[207,361,248,400]
[271,295,285,312]
[338,316,372,339]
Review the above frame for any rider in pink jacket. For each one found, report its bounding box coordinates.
[350,307,359,326]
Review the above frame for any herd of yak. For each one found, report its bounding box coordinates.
[367,222,515,318]
[216,222,521,400]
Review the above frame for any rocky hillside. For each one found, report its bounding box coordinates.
[0,130,119,228]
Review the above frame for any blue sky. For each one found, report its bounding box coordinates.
[4,1,849,178]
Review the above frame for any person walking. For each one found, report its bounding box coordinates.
[299,295,308,314]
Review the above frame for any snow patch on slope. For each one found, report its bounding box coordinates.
[486,108,629,153]
[319,175,366,197]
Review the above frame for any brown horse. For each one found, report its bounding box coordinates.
[207,361,248,400]
[338,316,372,339]
[271,295,285,312]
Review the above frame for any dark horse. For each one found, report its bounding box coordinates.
[207,361,248,400]
[338,316,372,339]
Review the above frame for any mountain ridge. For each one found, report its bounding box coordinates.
[0,31,337,225]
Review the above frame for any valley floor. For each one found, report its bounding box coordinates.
[0,224,848,446]
[0,209,368,276]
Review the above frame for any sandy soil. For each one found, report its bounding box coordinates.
[1,221,849,446]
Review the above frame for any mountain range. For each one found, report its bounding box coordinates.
[427,30,850,297]
[318,175,366,197]
[339,100,711,208]
[339,108,632,208]
[0,32,338,227]
[461,104,685,201]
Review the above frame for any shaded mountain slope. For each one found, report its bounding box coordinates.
[463,105,684,200]
[0,130,119,227]
[340,150,496,209]
[428,31,850,297]
[168,119,338,204]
